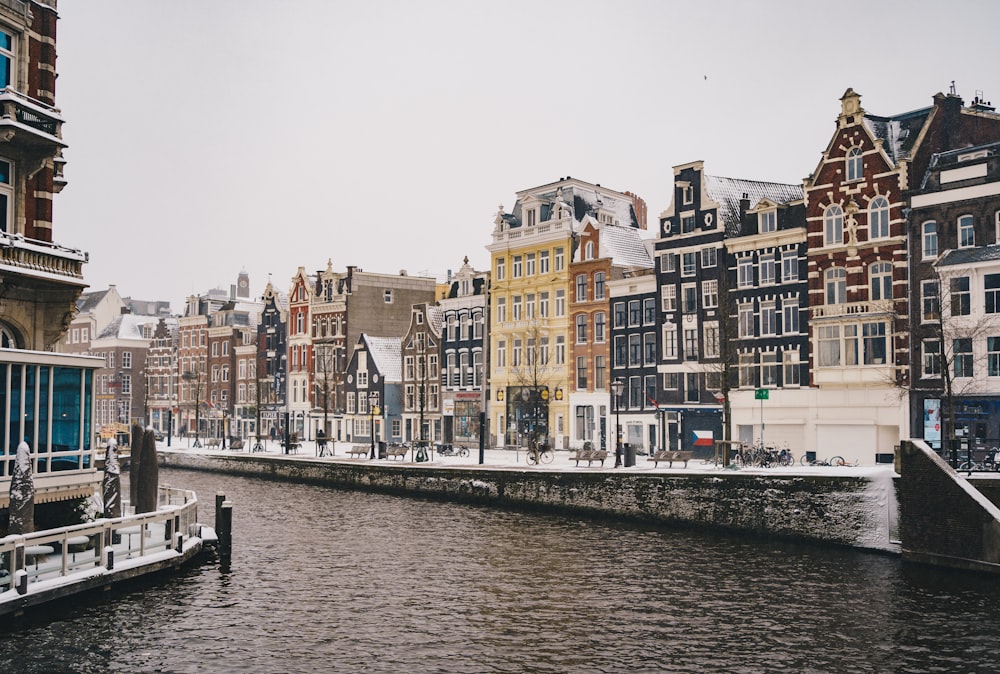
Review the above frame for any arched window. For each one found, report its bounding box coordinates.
[0,322,18,348]
[922,221,938,258]
[846,147,863,181]
[585,241,595,260]
[959,214,975,248]
[869,196,890,239]
[870,261,893,301]
[824,204,843,246]
[825,267,846,305]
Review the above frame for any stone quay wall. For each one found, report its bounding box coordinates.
[158,450,900,554]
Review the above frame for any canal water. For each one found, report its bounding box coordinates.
[3,467,1000,673]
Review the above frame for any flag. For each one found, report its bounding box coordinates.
[646,393,659,409]
[692,430,714,447]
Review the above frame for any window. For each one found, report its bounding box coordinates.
[539,292,549,318]
[512,255,522,278]
[384,289,393,303]
[923,339,941,377]
[644,332,657,365]
[868,196,890,239]
[846,146,863,182]
[643,298,656,324]
[122,352,132,369]
[575,314,587,343]
[630,334,642,366]
[862,322,887,365]
[496,340,506,367]
[782,300,799,334]
[554,247,565,271]
[870,262,892,301]
[576,274,587,302]
[783,350,800,387]
[701,247,717,268]
[818,325,841,367]
[826,267,846,305]
[526,209,536,226]
[682,252,697,276]
[644,375,657,409]
[761,352,779,386]
[683,329,698,361]
[576,357,588,389]
[738,304,754,338]
[614,335,627,367]
[0,30,12,90]
[739,354,756,388]
[922,221,938,259]
[526,253,536,276]
[555,336,565,364]
[629,300,641,325]
[594,272,606,300]
[760,302,777,336]
[682,285,698,314]
[986,274,1000,313]
[555,290,565,317]
[682,184,693,204]
[954,338,973,378]
[989,337,1000,377]
[539,250,550,274]
[614,302,626,327]
[702,280,718,309]
[121,375,132,395]
[584,241,594,260]
[512,296,522,321]
[512,339,522,367]
[921,280,940,322]
[496,297,506,323]
[759,253,775,285]
[593,355,606,389]
[738,257,754,288]
[959,215,975,248]
[704,322,719,359]
[525,294,535,319]
[661,286,676,312]
[759,209,777,233]
[951,277,971,316]
[0,158,11,233]
[824,204,844,246]
[682,215,696,233]
[664,372,680,389]
[662,253,677,273]
[781,250,798,282]
[662,326,677,359]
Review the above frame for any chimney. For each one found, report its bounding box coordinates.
[739,192,750,229]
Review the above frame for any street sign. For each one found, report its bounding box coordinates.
[755,388,769,400]
[261,411,278,420]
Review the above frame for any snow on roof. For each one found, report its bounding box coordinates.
[365,335,402,382]
[863,107,932,165]
[96,314,163,340]
[425,305,443,334]
[601,224,654,269]
[704,174,803,236]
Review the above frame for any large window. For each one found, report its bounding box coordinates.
[702,280,718,309]
[922,221,938,258]
[782,300,799,334]
[512,255,522,278]
[950,277,971,316]
[614,302,626,327]
[576,356,587,389]
[682,285,698,314]
[738,304,754,338]
[0,158,10,233]
[576,274,587,302]
[989,337,1000,377]
[870,262,892,301]
[662,326,677,359]
[644,333,657,365]
[783,350,800,387]
[760,302,776,336]
[760,210,777,233]
[575,314,587,343]
[661,286,676,312]
[846,147,863,181]
[862,322,887,365]
[629,334,642,366]
[824,204,844,246]
[682,252,697,277]
[869,196,890,239]
[986,274,1000,313]
[825,267,847,305]
[761,352,779,387]
[760,253,775,286]
[959,215,975,248]
[594,272,606,300]
[594,312,606,343]
[781,250,798,283]
[539,250,550,274]
[643,298,656,324]
[921,280,940,322]
[954,338,973,378]
[0,30,12,90]
[738,257,754,288]
[526,253,535,276]
[701,247,717,268]
[922,339,941,377]
[739,353,757,388]
[818,325,841,367]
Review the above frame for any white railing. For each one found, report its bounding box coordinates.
[0,485,199,593]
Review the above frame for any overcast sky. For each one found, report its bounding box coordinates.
[53,0,1000,313]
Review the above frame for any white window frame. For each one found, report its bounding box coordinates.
[869,196,890,239]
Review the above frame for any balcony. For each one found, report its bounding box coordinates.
[0,231,86,284]
[0,87,65,154]
[489,217,573,247]
[811,299,895,320]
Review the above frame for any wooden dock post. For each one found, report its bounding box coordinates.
[218,500,233,570]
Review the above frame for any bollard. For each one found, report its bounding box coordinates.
[173,531,184,553]
[104,548,114,571]
[15,569,27,595]
[215,492,226,529]
[218,500,233,570]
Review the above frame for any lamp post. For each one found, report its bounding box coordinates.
[611,378,624,468]
[368,390,378,459]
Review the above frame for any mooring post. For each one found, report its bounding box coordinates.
[219,500,233,570]
[215,492,226,528]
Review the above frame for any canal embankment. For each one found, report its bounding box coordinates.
[158,448,901,554]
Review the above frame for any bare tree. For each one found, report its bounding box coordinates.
[181,365,207,447]
[314,344,336,437]
[509,325,553,463]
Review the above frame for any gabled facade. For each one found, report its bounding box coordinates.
[310,260,348,441]
[287,267,313,440]
[345,333,402,447]
[60,286,125,356]
[256,280,287,439]
[400,302,442,444]
[439,258,488,446]
[177,313,208,440]
[146,317,178,440]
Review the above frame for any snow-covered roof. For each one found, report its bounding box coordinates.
[96,314,164,340]
[704,175,803,236]
[425,305,443,334]
[365,335,402,382]
[863,106,932,166]
[601,224,654,269]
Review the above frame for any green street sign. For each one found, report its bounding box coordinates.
[755,388,769,400]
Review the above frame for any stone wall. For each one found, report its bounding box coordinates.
[158,450,900,553]
[898,440,1000,573]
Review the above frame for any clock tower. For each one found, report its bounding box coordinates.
[236,270,251,299]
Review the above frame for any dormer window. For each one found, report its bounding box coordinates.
[759,210,777,233]
[682,184,693,205]
[846,147,863,182]
[526,209,536,227]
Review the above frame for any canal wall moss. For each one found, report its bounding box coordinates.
[158,450,900,553]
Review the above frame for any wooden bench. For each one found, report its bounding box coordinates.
[229,438,245,451]
[650,450,693,467]
[205,438,221,449]
[347,445,370,458]
[385,446,409,460]
[571,449,608,467]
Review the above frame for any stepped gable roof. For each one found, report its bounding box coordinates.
[863,105,932,166]
[936,245,1000,268]
[704,175,803,237]
[365,335,402,382]
[602,224,654,269]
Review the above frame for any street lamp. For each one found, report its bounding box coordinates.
[368,390,379,459]
[611,378,625,468]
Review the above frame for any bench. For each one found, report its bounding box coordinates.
[347,445,370,458]
[650,450,693,467]
[229,438,245,451]
[205,437,221,449]
[282,433,301,454]
[386,446,409,460]
[571,449,608,467]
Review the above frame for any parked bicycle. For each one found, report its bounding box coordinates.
[800,454,843,467]
[735,441,794,468]
[525,445,554,465]
[958,447,1000,472]
[436,444,469,458]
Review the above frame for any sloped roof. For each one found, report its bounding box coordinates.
[425,305,443,334]
[602,224,654,269]
[704,175,803,236]
[96,314,163,340]
[863,106,933,165]
[365,335,402,382]
[936,245,1000,268]
[76,288,110,313]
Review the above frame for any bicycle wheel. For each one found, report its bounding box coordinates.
[958,461,975,471]
[799,454,809,466]
[541,450,554,464]
[459,447,469,457]
[525,451,538,465]
[830,456,845,467]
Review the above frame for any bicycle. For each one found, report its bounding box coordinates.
[958,447,1000,472]
[800,454,843,467]
[437,444,469,458]
[525,445,554,465]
